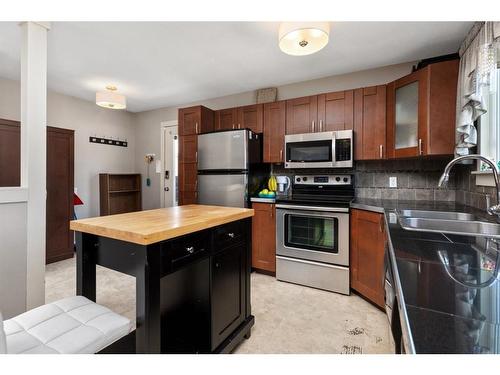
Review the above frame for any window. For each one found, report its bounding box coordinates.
[479,65,500,171]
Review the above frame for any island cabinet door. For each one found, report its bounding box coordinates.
[211,243,245,350]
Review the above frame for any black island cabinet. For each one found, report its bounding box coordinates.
[72,206,254,354]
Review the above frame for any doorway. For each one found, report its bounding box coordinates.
[161,121,179,208]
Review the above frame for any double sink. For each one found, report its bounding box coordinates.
[396,209,500,239]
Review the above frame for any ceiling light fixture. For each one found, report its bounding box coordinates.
[279,22,330,56]
[96,85,126,110]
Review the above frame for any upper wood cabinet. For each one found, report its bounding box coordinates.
[178,105,213,206]
[350,208,386,309]
[215,108,238,130]
[251,202,276,273]
[317,90,354,131]
[354,85,387,160]
[216,104,264,133]
[237,104,263,133]
[386,59,459,158]
[285,95,318,134]
[179,105,214,136]
[263,101,286,163]
[286,91,354,134]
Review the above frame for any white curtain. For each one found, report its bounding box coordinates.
[455,21,500,156]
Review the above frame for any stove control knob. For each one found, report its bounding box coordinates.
[335,177,341,182]
[303,177,308,182]
[296,177,301,182]
[343,177,349,183]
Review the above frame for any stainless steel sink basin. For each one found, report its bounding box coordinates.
[396,210,500,239]
[397,209,478,221]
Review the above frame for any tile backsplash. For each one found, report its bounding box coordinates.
[272,156,493,210]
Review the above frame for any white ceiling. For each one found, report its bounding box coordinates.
[0,22,473,112]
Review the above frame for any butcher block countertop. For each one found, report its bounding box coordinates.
[70,204,254,245]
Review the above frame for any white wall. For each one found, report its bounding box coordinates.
[0,76,136,218]
[134,61,415,210]
[0,198,27,318]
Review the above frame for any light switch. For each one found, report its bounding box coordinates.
[389,176,397,188]
[155,160,162,174]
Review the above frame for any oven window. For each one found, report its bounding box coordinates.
[286,140,332,162]
[284,214,338,253]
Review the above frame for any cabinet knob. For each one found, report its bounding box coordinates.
[379,144,383,159]
[195,122,199,134]
[280,149,283,161]
[227,232,235,238]
[186,246,194,254]
[418,138,423,155]
[215,262,221,268]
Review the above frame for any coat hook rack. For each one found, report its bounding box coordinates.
[89,135,128,147]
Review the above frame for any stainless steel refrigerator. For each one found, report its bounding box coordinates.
[197,129,267,208]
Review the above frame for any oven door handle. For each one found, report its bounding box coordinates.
[275,204,349,213]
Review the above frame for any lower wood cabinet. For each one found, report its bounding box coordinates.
[350,208,386,308]
[251,203,276,273]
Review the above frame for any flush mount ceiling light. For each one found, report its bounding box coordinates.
[279,22,330,56]
[96,85,126,110]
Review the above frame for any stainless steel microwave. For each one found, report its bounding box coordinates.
[284,130,353,169]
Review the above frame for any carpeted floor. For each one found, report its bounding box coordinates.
[45,257,393,354]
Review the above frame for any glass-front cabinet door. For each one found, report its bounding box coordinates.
[395,81,419,150]
[387,68,428,158]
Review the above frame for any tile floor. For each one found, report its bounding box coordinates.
[46,257,393,354]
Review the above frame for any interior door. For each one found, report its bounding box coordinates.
[0,119,21,187]
[46,127,74,264]
[0,120,74,264]
[163,125,179,207]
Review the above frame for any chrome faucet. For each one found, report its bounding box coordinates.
[438,154,500,218]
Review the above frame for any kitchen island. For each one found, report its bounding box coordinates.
[70,204,254,354]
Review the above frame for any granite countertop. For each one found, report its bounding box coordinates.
[350,198,500,354]
[70,204,254,245]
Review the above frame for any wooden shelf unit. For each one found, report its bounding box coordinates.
[99,173,142,216]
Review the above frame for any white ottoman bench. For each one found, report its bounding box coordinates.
[0,296,132,354]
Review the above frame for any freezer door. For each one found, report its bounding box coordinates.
[197,130,248,170]
[198,173,248,208]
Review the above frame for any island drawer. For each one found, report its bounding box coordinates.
[162,229,211,274]
[214,220,246,250]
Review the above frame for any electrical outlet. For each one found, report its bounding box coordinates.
[389,176,397,188]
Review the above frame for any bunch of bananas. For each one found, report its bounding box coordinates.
[268,175,277,192]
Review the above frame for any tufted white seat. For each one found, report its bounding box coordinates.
[1,296,132,354]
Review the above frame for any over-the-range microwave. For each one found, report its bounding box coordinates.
[284,130,353,169]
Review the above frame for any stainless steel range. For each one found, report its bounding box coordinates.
[275,174,354,295]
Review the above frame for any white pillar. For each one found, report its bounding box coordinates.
[20,21,50,310]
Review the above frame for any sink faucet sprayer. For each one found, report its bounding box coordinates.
[438,154,500,218]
